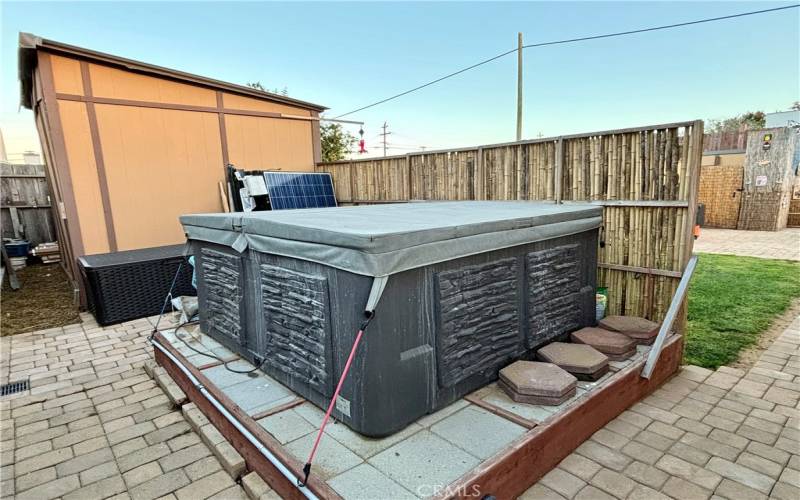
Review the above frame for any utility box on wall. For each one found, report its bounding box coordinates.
[182,202,602,437]
[738,128,800,231]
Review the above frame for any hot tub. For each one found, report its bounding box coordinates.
[180,201,602,437]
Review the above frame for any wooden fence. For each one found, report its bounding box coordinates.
[1,162,57,246]
[703,127,748,152]
[316,120,704,323]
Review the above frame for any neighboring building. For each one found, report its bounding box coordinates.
[18,33,326,285]
[699,127,800,231]
[766,110,800,128]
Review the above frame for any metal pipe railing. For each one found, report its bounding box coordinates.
[641,255,698,379]
[151,338,319,500]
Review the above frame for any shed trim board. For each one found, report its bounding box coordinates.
[37,51,85,281]
[80,61,117,251]
[152,330,683,500]
[54,92,324,123]
[216,91,230,167]
[19,32,326,112]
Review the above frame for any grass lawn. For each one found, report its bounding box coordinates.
[685,253,800,369]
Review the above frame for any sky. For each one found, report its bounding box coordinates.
[1,1,798,159]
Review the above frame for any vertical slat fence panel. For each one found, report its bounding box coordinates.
[316,121,702,323]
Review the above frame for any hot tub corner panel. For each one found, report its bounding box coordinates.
[199,247,244,350]
[435,257,521,388]
[259,264,333,398]
[526,243,587,348]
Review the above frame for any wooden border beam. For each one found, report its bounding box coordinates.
[440,334,683,500]
[153,332,341,500]
[598,262,682,278]
[464,395,537,429]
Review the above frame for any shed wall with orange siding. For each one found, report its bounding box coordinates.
[27,48,323,289]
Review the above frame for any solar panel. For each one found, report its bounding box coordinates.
[263,172,337,210]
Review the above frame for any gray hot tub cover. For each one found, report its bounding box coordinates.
[180,201,602,278]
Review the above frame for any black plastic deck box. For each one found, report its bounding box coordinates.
[79,244,196,326]
[181,202,602,436]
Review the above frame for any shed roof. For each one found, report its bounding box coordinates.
[18,32,327,112]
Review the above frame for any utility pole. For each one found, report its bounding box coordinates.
[379,122,391,157]
[516,32,523,142]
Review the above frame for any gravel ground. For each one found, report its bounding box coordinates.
[1,263,80,336]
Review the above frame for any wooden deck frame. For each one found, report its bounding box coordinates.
[153,330,683,500]
[440,334,683,500]
[152,331,342,500]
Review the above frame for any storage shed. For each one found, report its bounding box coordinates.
[18,32,326,289]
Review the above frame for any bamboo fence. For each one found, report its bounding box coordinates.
[317,120,704,323]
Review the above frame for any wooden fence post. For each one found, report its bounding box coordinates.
[555,137,564,204]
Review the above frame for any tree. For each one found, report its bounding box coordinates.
[707,111,766,133]
[246,81,288,96]
[321,123,356,162]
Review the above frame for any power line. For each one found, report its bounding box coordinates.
[333,4,798,119]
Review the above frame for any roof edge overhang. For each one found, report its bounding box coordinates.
[18,32,327,112]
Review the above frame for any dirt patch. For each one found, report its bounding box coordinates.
[729,297,800,371]
[1,264,81,336]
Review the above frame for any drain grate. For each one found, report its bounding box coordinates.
[0,379,29,397]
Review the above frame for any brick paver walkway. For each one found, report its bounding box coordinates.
[3,311,799,500]
[0,313,251,500]
[694,228,800,261]
[521,314,800,500]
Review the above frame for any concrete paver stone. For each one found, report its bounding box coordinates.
[599,315,660,345]
[537,342,610,380]
[571,327,637,360]
[499,360,577,405]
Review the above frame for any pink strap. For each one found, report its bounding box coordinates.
[305,328,365,467]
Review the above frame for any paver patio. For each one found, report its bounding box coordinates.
[0,313,252,500]
[521,313,800,500]
[694,228,800,261]
[1,310,798,500]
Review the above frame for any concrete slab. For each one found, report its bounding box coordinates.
[416,400,470,428]
[368,430,480,494]
[328,463,418,500]
[247,395,297,417]
[324,421,425,460]
[293,402,326,428]
[571,327,637,360]
[430,406,526,460]
[257,409,316,445]
[224,377,293,412]
[285,432,363,481]
[202,361,258,389]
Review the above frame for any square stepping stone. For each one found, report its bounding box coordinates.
[571,327,637,361]
[430,406,526,459]
[368,430,479,493]
[537,342,609,381]
[599,316,660,345]
[499,361,577,405]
